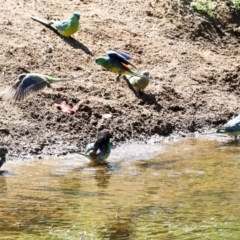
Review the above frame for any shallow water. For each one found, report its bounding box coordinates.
[1,137,240,239]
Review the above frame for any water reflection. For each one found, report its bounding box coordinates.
[93,165,112,189]
[0,175,7,195]
[1,138,240,239]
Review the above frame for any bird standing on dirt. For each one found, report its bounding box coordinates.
[95,50,149,81]
[78,132,113,163]
[125,70,150,96]
[217,114,240,140]
[31,12,80,37]
[4,73,80,102]
[0,148,8,169]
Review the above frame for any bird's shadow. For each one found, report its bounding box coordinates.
[123,76,162,109]
[62,36,93,56]
[34,20,93,56]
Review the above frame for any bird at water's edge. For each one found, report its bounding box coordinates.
[78,132,113,163]
[31,12,80,37]
[216,114,240,140]
[0,148,8,169]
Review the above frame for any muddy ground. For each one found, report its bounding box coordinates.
[1,0,240,161]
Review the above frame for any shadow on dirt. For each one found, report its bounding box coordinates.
[63,37,93,56]
[123,76,162,108]
[31,18,93,55]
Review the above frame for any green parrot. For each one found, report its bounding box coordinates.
[125,70,150,96]
[78,132,113,163]
[0,148,8,169]
[31,12,80,37]
[5,73,81,102]
[217,114,240,140]
[95,50,150,81]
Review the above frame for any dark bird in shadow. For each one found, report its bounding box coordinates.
[217,114,240,140]
[78,132,113,164]
[0,148,8,169]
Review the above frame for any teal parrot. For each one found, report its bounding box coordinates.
[95,50,150,81]
[31,12,80,37]
[78,132,113,163]
[5,73,80,102]
[125,70,150,96]
[0,148,8,169]
[217,114,240,140]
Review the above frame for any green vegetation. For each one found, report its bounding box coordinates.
[229,0,240,11]
[234,27,240,35]
[190,0,217,18]
[2,119,11,132]
[2,63,10,76]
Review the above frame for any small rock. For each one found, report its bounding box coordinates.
[102,114,112,119]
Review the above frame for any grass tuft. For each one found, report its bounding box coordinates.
[229,0,240,11]
[190,0,217,18]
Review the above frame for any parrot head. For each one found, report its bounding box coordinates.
[142,70,150,77]
[95,57,107,68]
[98,131,112,142]
[70,12,81,20]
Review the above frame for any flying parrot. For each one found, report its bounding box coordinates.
[31,12,80,37]
[0,148,8,169]
[216,114,240,140]
[78,132,113,163]
[125,70,150,96]
[4,73,81,102]
[95,50,150,81]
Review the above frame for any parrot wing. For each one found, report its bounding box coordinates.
[106,51,137,70]
[106,50,132,60]
[225,114,240,128]
[85,143,96,153]
[52,20,70,31]
[11,74,49,101]
[0,148,7,169]
[217,115,240,134]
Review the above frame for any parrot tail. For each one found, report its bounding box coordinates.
[62,76,84,81]
[77,152,88,157]
[77,152,99,162]
[30,16,50,26]
[77,152,92,159]
[200,131,223,135]
[31,16,60,36]
[49,75,85,83]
